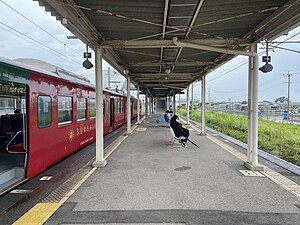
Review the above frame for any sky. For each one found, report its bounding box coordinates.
[0,0,299,102]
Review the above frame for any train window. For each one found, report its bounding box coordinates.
[0,97,15,115]
[77,98,86,121]
[116,101,119,114]
[58,96,72,124]
[121,99,124,113]
[89,99,96,118]
[38,95,52,128]
[106,99,110,115]
[117,99,122,114]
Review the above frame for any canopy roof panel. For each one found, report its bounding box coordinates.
[35,0,300,96]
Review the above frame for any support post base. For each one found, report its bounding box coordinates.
[92,160,107,168]
[200,132,207,136]
[243,161,264,171]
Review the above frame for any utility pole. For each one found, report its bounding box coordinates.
[284,71,292,120]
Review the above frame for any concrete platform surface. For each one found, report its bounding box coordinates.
[44,116,300,225]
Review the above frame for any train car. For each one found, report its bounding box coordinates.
[0,57,137,195]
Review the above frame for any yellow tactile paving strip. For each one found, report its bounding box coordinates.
[12,118,145,225]
[13,203,61,225]
[181,118,300,199]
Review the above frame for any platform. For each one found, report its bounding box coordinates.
[14,115,300,225]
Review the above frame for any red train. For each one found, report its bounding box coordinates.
[0,57,138,195]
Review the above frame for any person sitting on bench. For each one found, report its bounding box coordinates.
[164,110,170,123]
[170,114,189,147]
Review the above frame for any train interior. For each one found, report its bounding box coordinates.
[0,81,27,194]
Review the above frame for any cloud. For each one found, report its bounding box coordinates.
[0,0,299,101]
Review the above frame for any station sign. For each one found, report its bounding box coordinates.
[84,52,92,58]
[262,56,271,62]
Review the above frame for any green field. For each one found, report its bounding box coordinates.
[177,109,300,166]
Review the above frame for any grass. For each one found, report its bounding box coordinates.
[177,109,300,166]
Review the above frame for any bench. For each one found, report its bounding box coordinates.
[169,127,187,147]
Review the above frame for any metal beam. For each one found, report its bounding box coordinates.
[100,38,249,49]
[141,83,187,88]
[173,38,257,57]
[245,0,300,41]
[46,0,102,46]
[130,72,199,77]
[171,0,206,72]
[160,0,170,73]
[134,77,192,80]
[136,79,190,83]
[130,61,214,67]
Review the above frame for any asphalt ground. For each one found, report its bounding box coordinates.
[0,121,133,225]
[39,115,300,225]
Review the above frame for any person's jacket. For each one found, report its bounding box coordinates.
[170,119,184,137]
[164,113,169,123]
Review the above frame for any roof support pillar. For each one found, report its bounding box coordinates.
[93,47,107,168]
[151,97,154,114]
[201,75,206,135]
[187,85,190,125]
[191,83,194,110]
[126,76,131,134]
[137,84,140,124]
[165,96,168,111]
[149,96,152,115]
[179,93,181,110]
[173,90,176,114]
[244,44,264,171]
[247,46,254,163]
[145,91,149,121]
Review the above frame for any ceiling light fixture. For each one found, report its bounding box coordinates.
[165,68,171,74]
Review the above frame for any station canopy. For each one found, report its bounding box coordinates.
[35,0,300,96]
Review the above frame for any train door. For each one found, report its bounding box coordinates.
[0,81,28,195]
[110,97,114,132]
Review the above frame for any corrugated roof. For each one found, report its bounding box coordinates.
[34,0,300,96]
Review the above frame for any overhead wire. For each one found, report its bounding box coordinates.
[0,25,66,60]
[207,30,300,84]
[269,45,300,54]
[0,21,82,65]
[0,0,82,57]
[227,82,285,100]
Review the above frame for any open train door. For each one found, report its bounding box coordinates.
[109,97,114,132]
[0,81,28,195]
